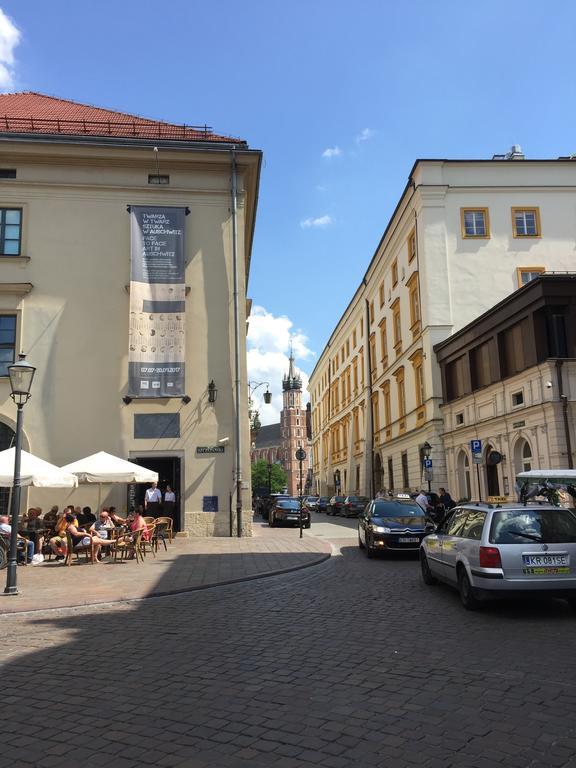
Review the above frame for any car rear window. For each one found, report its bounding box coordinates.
[371,501,425,518]
[490,508,576,544]
[277,500,300,510]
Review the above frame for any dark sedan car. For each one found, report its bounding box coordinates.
[342,495,370,518]
[327,496,346,516]
[269,499,311,528]
[358,498,433,557]
[317,497,330,513]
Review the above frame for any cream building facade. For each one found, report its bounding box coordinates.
[309,153,576,498]
[0,92,261,536]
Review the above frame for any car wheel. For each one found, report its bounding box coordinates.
[420,551,437,585]
[358,530,365,549]
[457,567,479,610]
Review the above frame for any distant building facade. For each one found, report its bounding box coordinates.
[251,354,311,495]
[435,274,576,501]
[0,92,261,536]
[309,153,576,499]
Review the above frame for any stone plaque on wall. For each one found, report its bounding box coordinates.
[134,413,180,439]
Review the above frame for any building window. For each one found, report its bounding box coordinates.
[514,438,533,474]
[470,340,494,389]
[413,359,424,408]
[511,390,524,407]
[455,412,464,425]
[517,267,545,288]
[391,259,398,287]
[369,334,376,381]
[379,319,388,368]
[408,229,416,262]
[387,456,394,491]
[382,381,391,426]
[0,315,16,376]
[395,368,406,418]
[512,207,541,238]
[401,451,409,489]
[353,329,357,347]
[445,355,467,401]
[391,298,401,354]
[457,451,471,501]
[372,392,380,433]
[379,282,384,308]
[148,174,170,185]
[406,272,421,338]
[461,208,489,239]
[0,208,22,255]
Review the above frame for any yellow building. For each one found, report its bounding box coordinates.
[0,92,261,536]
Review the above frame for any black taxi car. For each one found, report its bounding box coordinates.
[358,496,433,557]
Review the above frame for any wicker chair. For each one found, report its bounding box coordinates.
[139,524,156,559]
[64,531,96,566]
[154,516,174,543]
[113,528,143,564]
[152,520,170,552]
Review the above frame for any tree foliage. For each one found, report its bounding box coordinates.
[251,460,287,494]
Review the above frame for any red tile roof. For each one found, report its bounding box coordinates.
[0,92,245,145]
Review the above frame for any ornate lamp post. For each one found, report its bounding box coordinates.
[248,381,272,441]
[4,354,36,596]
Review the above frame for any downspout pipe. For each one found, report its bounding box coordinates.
[231,150,243,536]
[365,298,375,500]
[556,359,574,469]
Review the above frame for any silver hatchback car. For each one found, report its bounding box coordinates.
[420,502,576,610]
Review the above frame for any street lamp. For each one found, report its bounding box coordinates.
[423,441,432,494]
[248,381,272,440]
[4,354,36,596]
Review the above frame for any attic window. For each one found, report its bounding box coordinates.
[148,174,169,185]
[0,169,16,179]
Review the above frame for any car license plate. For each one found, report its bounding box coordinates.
[286,515,299,521]
[399,537,420,543]
[522,553,570,575]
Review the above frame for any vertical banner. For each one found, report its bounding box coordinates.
[128,206,186,397]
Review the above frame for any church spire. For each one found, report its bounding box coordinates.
[282,342,302,391]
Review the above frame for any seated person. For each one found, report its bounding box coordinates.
[22,507,45,554]
[50,506,79,560]
[109,506,128,525]
[43,505,59,525]
[89,509,115,540]
[64,513,114,562]
[0,514,34,563]
[82,506,96,525]
[130,507,150,542]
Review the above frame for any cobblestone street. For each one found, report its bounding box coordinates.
[2,515,576,768]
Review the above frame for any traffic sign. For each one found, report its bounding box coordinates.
[470,439,482,453]
[295,448,306,461]
[423,458,433,469]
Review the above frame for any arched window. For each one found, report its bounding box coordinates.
[457,450,471,501]
[514,438,533,474]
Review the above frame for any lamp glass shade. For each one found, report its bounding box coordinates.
[8,357,36,399]
[208,380,217,403]
[263,389,272,404]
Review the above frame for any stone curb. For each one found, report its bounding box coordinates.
[1,549,332,616]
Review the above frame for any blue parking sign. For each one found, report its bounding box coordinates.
[470,439,482,453]
[423,458,433,469]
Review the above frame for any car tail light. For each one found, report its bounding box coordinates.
[479,546,502,568]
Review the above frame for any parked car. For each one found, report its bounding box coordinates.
[327,496,346,516]
[358,498,433,557]
[420,502,576,610]
[269,498,311,528]
[317,497,330,513]
[343,495,370,518]
[304,496,320,512]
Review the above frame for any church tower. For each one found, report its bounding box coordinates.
[281,349,310,496]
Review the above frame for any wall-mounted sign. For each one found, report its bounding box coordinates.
[128,206,186,398]
[196,446,225,454]
[202,495,219,512]
[513,420,526,429]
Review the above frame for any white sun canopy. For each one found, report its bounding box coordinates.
[0,448,78,488]
[517,469,576,485]
[61,451,158,484]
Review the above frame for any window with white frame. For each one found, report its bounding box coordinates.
[461,208,489,238]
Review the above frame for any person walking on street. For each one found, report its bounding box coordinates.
[415,490,429,513]
[438,488,456,511]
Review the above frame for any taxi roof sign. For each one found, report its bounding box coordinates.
[487,495,508,504]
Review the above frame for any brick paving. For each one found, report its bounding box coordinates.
[0,522,331,614]
[1,514,576,767]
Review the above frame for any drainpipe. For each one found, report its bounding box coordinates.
[365,298,374,500]
[231,150,243,536]
[556,359,574,469]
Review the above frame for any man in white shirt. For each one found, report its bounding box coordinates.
[144,482,162,515]
[415,491,429,513]
[0,515,34,562]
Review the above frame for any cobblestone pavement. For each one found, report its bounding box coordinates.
[2,514,576,768]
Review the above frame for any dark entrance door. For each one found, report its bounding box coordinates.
[129,456,181,532]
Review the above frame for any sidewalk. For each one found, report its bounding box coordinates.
[0,522,331,614]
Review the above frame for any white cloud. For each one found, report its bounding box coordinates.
[300,214,332,229]
[0,9,21,90]
[355,128,376,143]
[247,306,314,425]
[322,146,342,158]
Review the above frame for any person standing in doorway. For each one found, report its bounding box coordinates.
[163,484,176,528]
[144,481,162,517]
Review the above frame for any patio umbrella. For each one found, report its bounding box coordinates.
[0,448,78,487]
[61,451,158,484]
[61,451,158,512]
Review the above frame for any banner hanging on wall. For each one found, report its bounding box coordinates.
[128,206,186,397]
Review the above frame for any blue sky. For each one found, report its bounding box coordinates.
[1,0,576,422]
